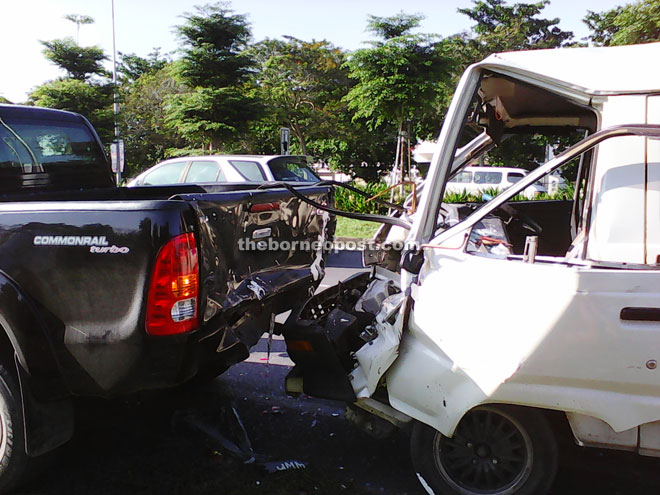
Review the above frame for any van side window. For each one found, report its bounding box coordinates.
[507,172,524,183]
[474,171,502,184]
[449,171,472,183]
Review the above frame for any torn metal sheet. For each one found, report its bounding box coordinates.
[351,292,405,398]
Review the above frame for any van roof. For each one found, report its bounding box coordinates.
[463,166,526,173]
[477,42,660,96]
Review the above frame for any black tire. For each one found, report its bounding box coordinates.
[0,363,29,493]
[411,405,558,495]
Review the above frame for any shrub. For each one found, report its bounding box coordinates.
[334,182,390,215]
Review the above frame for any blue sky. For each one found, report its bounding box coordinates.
[0,0,625,102]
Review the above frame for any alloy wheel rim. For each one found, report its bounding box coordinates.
[433,407,533,495]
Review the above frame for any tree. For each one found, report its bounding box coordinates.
[41,38,107,80]
[29,79,114,142]
[120,63,187,176]
[63,14,94,43]
[585,0,660,46]
[169,2,260,150]
[118,49,170,84]
[249,37,350,156]
[33,34,113,142]
[458,0,574,57]
[344,13,455,179]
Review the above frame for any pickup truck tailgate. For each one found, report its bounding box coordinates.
[174,185,333,321]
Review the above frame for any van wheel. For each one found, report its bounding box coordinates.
[0,363,29,492]
[411,405,557,495]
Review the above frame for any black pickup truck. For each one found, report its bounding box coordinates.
[0,104,333,490]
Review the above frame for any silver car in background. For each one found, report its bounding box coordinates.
[126,155,320,186]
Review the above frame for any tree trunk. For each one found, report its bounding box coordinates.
[290,120,307,156]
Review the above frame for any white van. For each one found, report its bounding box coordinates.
[445,166,546,199]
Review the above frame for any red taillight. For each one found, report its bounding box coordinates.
[146,232,199,336]
[249,202,280,213]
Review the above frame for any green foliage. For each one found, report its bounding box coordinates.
[333,182,390,215]
[118,49,170,84]
[41,38,107,80]
[120,63,187,176]
[247,36,395,178]
[248,37,350,156]
[584,0,660,46]
[166,85,259,149]
[0,97,11,104]
[366,12,425,39]
[28,78,114,142]
[458,0,574,55]
[63,14,94,26]
[443,191,484,203]
[177,2,253,88]
[63,14,94,43]
[171,2,260,150]
[344,14,454,132]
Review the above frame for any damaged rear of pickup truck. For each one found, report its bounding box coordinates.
[282,43,660,495]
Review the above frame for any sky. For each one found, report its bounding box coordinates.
[0,0,626,103]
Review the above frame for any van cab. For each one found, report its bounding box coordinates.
[445,165,546,198]
[281,42,660,495]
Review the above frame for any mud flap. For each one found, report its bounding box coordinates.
[16,358,74,457]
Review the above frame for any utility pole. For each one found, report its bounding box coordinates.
[111,0,122,184]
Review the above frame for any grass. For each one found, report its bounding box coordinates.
[335,216,381,239]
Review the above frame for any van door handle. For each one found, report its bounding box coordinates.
[620,307,660,322]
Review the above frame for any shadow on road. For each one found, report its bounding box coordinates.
[16,359,660,495]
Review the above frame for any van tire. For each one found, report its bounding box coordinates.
[0,362,29,493]
[410,405,558,495]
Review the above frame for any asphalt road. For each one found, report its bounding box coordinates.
[16,259,660,495]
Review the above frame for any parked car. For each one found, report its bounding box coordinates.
[282,42,660,495]
[445,165,546,199]
[126,154,320,187]
[0,105,333,491]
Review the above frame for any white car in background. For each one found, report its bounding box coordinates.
[126,154,320,186]
[445,165,546,199]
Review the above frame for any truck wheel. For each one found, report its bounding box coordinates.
[411,405,557,495]
[0,363,29,492]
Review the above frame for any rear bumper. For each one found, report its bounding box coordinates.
[59,269,320,398]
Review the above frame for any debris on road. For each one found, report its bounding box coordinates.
[173,404,256,463]
[173,403,309,476]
